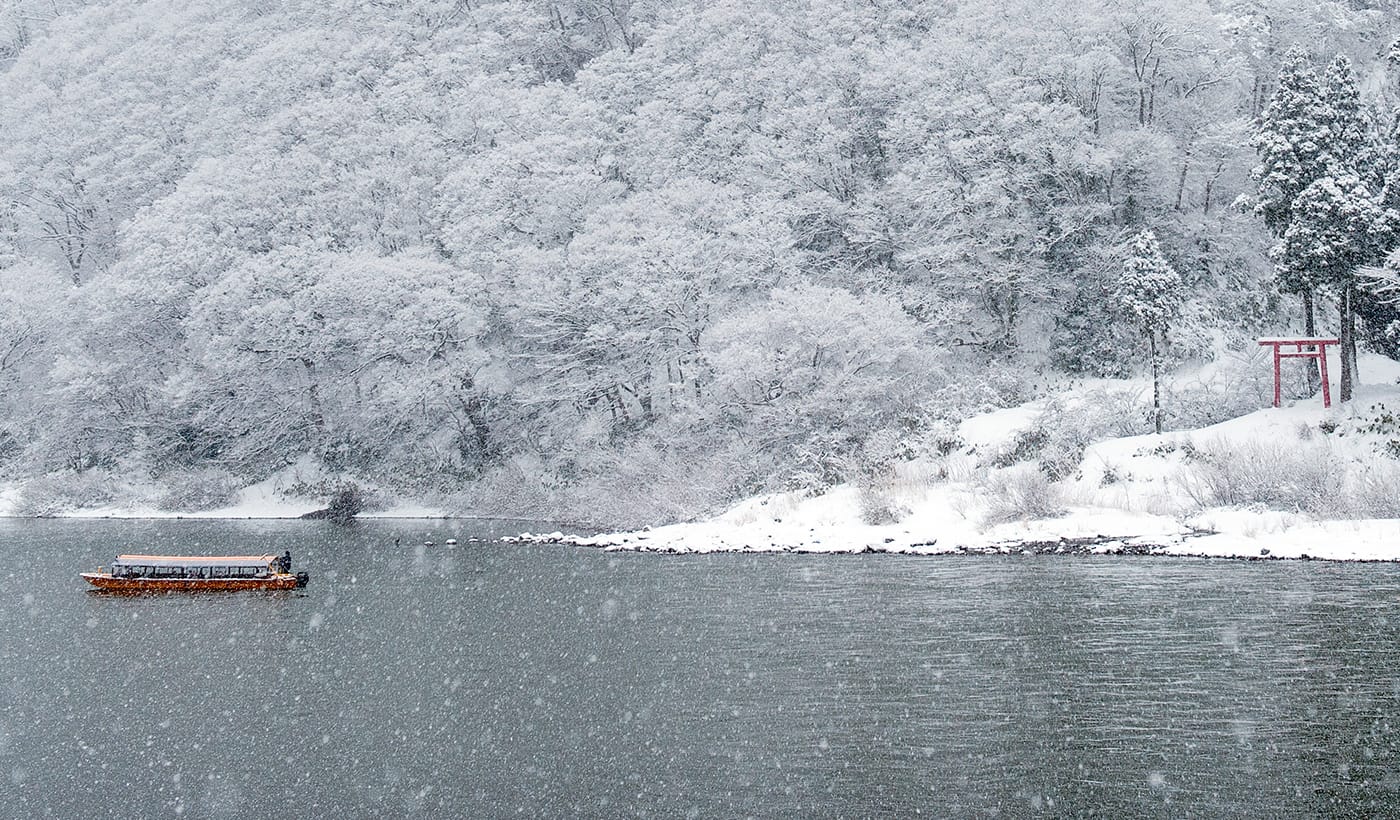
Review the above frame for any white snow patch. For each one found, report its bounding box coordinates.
[0,483,19,517]
[957,401,1042,453]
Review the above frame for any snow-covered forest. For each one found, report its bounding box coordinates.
[2,0,1400,525]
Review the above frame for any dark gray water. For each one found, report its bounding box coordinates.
[3,519,1400,818]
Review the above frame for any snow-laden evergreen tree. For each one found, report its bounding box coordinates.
[1117,229,1183,434]
[1360,47,1400,359]
[1274,55,1400,403]
[1253,49,1327,235]
[1318,56,1378,186]
[1384,110,1400,213]
[1252,48,1329,335]
[1279,170,1395,402]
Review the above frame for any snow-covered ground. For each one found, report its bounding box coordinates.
[527,354,1400,562]
[7,355,1400,562]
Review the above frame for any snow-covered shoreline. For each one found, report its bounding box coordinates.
[8,356,1400,564]
[517,354,1400,563]
[516,515,1400,563]
[0,457,449,521]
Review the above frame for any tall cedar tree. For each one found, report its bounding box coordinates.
[1282,56,1394,402]
[1118,229,1183,434]
[1386,110,1400,214]
[1280,171,1390,402]
[1253,48,1328,341]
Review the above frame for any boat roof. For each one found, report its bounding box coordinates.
[113,554,278,568]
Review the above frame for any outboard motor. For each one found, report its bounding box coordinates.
[295,572,310,588]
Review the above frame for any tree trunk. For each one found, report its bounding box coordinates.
[456,374,493,466]
[1302,290,1319,394]
[300,357,326,435]
[1174,157,1189,212]
[1203,160,1225,214]
[1151,332,1163,435]
[1339,284,1356,403]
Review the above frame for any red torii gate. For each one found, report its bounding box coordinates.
[1258,337,1338,408]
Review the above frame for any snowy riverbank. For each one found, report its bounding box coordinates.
[0,456,449,520]
[521,354,1400,563]
[7,356,1400,563]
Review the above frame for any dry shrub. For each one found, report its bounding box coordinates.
[1164,349,1275,429]
[982,466,1067,525]
[1180,439,1362,517]
[1344,463,1400,519]
[857,481,911,525]
[14,471,116,516]
[450,455,557,521]
[853,429,919,525]
[989,388,1150,479]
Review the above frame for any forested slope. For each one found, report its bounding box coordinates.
[2,0,1399,524]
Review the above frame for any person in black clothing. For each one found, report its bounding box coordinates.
[278,550,292,574]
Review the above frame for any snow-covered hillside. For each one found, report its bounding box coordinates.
[534,355,1400,561]
[4,1,1400,525]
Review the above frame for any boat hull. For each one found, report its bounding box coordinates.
[81,573,303,592]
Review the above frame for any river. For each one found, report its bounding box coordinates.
[2,518,1399,817]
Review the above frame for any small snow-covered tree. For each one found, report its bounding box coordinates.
[1117,229,1183,433]
[703,284,944,487]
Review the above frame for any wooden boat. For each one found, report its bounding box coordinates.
[81,552,309,592]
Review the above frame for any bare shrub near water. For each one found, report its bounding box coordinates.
[982,466,1068,525]
[1344,463,1400,519]
[857,482,909,526]
[580,443,745,528]
[14,471,116,517]
[457,455,557,520]
[854,429,918,525]
[1177,438,1396,518]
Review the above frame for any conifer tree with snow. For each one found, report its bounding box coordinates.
[1383,112,1400,214]
[1361,61,1400,356]
[1279,171,1393,402]
[1252,48,1328,335]
[1277,57,1397,402]
[1117,229,1183,434]
[1318,57,1378,186]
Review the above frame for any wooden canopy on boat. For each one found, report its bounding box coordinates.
[112,554,278,568]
